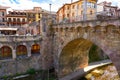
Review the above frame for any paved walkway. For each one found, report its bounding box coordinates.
[59,59,112,80]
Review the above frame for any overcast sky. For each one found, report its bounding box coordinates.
[0,0,119,11]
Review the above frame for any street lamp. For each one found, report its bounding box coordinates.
[49,3,51,14]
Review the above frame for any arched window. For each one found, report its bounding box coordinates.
[31,44,40,54]
[0,46,12,59]
[16,45,27,57]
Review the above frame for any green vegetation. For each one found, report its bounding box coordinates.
[0,68,57,80]
[26,68,36,75]
[89,44,109,63]
[2,75,8,80]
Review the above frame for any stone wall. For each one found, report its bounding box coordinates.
[0,55,42,77]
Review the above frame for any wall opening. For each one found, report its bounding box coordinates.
[16,45,27,58]
[0,46,12,59]
[31,44,40,54]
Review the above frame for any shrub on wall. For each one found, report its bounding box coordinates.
[89,44,102,63]
[26,68,36,75]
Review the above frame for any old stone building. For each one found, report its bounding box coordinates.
[57,0,97,23]
[0,5,9,25]
[97,1,118,19]
[6,11,28,26]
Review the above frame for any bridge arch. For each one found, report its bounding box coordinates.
[0,46,12,59]
[58,38,109,77]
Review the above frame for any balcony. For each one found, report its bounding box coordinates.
[0,35,41,42]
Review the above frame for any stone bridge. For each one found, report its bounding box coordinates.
[52,18,120,78]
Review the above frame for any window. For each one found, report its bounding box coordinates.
[67,14,69,17]
[13,18,16,22]
[67,6,69,10]
[16,45,27,56]
[77,4,79,9]
[8,18,11,22]
[72,5,75,9]
[0,46,12,59]
[2,12,4,16]
[81,11,83,15]
[2,18,5,22]
[22,19,25,22]
[104,8,106,11]
[90,10,93,15]
[72,13,74,17]
[31,44,40,54]
[17,18,20,22]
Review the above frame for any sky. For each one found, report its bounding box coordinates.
[0,0,120,12]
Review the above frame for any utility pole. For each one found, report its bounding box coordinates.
[83,0,87,21]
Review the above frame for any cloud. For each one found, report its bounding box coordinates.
[0,0,120,12]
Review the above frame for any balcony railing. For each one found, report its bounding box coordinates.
[0,35,41,42]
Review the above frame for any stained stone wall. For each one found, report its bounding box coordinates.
[0,36,43,77]
[0,55,42,77]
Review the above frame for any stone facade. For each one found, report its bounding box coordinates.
[0,35,44,77]
[52,18,120,77]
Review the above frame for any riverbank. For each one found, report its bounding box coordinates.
[84,64,120,80]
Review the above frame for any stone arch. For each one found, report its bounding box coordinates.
[16,45,27,57]
[31,44,40,54]
[0,46,12,59]
[58,38,110,77]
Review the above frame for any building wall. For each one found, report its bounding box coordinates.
[0,38,44,77]
[6,11,28,26]
[97,1,118,17]
[57,0,97,23]
[0,9,7,25]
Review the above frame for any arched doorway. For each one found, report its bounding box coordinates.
[59,38,109,77]
[0,46,12,59]
[16,45,27,57]
[31,44,40,54]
